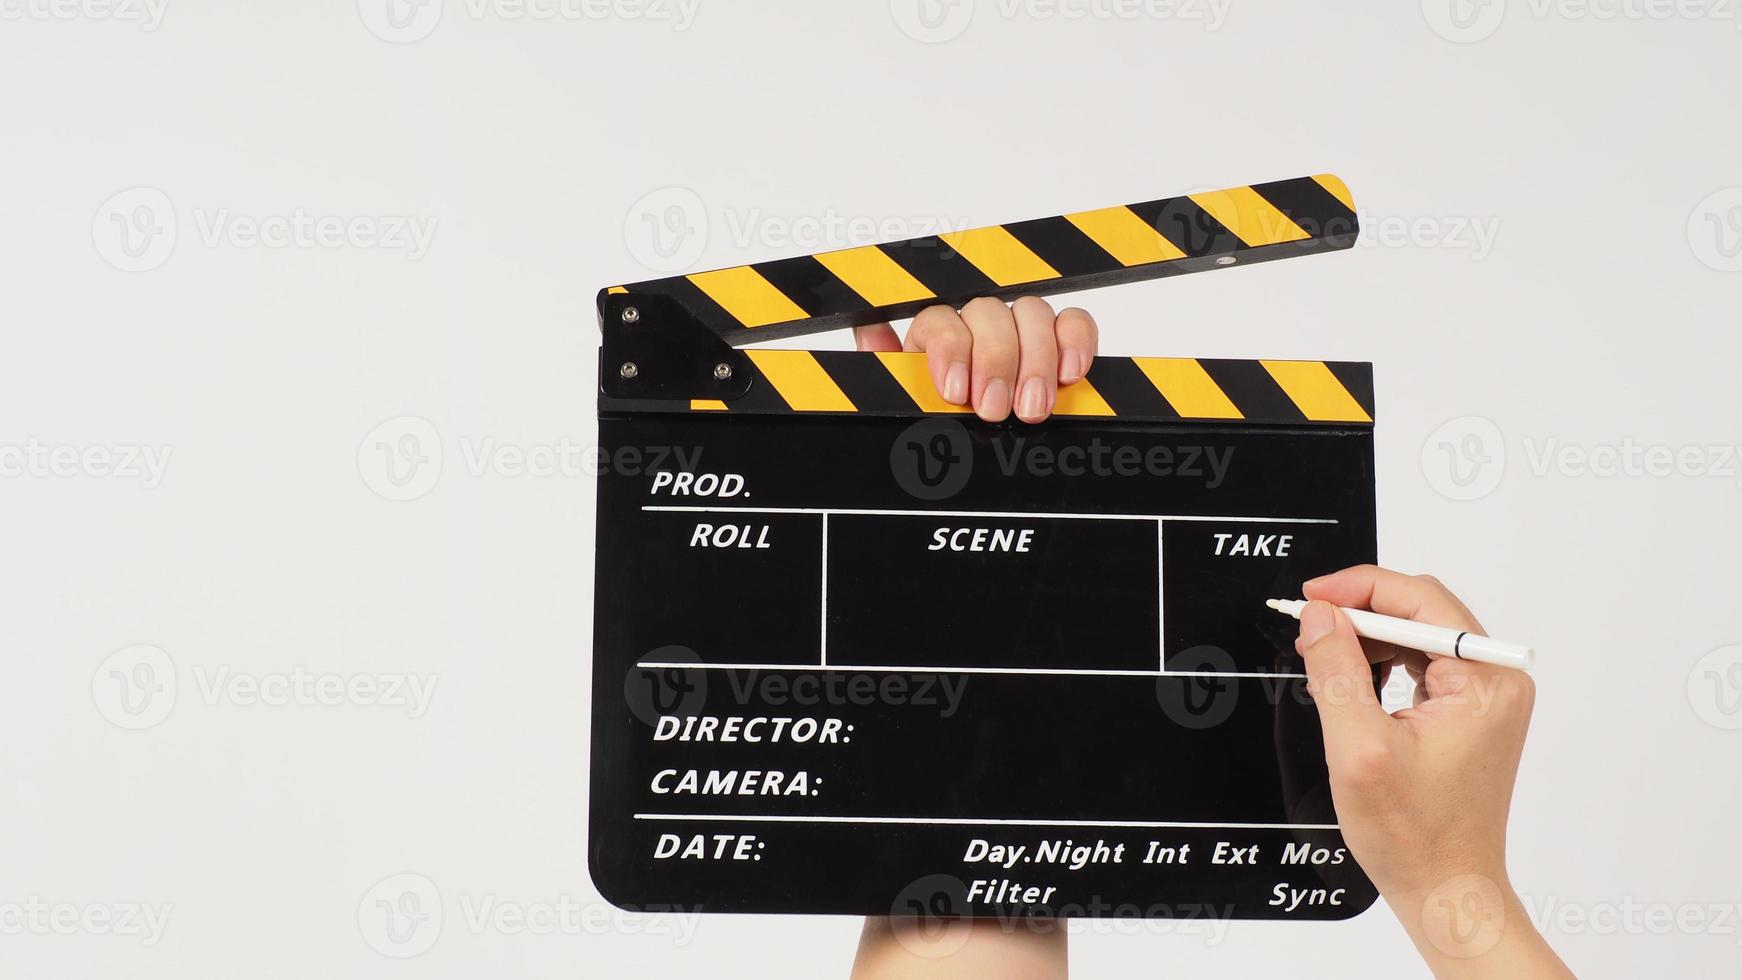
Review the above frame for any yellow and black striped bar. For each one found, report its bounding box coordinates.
[598,352,1374,426]
[600,174,1357,345]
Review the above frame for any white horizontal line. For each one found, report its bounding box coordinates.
[636,662,1304,680]
[634,813,1338,831]
[641,505,1336,525]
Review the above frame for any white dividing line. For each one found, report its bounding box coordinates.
[635,661,1304,680]
[820,513,829,667]
[634,813,1339,831]
[1156,519,1166,674]
[643,505,1337,525]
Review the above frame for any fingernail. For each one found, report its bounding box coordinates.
[1299,600,1336,647]
[1302,575,1326,591]
[942,362,969,405]
[1059,348,1084,383]
[978,378,1011,421]
[1018,377,1047,421]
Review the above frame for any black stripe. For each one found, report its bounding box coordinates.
[812,351,921,413]
[1324,361,1376,420]
[1129,195,1240,258]
[1250,177,1359,240]
[730,361,795,412]
[624,275,741,336]
[1002,216,1123,279]
[1198,359,1306,423]
[1084,358,1177,419]
[751,256,863,319]
[879,237,1000,305]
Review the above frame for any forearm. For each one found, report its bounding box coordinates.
[850,917,1066,980]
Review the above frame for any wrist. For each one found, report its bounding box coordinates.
[1387,875,1570,979]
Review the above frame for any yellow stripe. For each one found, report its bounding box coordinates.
[938,226,1059,286]
[876,352,972,414]
[814,246,935,307]
[691,399,728,411]
[1312,173,1355,212]
[1260,360,1371,422]
[745,350,856,412]
[1064,206,1187,267]
[686,266,808,328]
[606,285,628,294]
[1189,186,1310,247]
[1053,379,1116,416]
[1132,358,1243,419]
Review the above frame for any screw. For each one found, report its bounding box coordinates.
[619,362,639,380]
[713,362,733,381]
[621,306,640,324]
[1215,256,1237,266]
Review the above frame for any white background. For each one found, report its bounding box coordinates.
[3,0,1740,976]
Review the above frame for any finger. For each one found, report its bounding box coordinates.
[907,306,972,405]
[853,323,902,353]
[1302,565,1484,634]
[959,297,1018,422]
[1010,296,1059,423]
[1357,637,1432,674]
[1054,307,1098,384]
[1297,600,1392,746]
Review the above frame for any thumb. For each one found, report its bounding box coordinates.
[1297,600,1391,745]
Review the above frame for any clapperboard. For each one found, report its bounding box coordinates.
[591,175,1379,921]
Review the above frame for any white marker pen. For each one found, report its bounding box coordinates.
[1266,599,1535,672]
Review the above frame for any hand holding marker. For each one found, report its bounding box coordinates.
[1267,598,1535,671]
